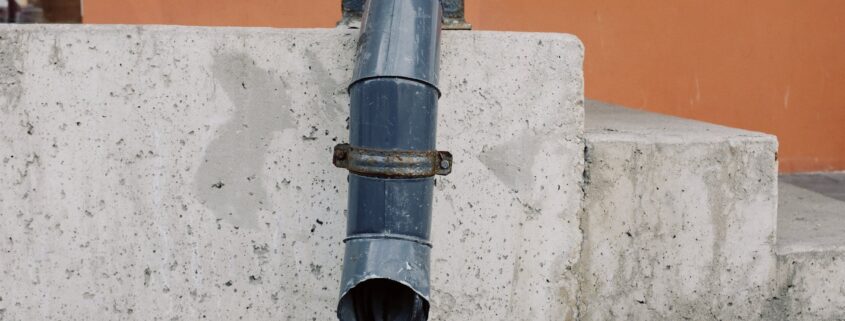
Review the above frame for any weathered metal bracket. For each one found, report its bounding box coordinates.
[339,0,471,30]
[333,144,452,178]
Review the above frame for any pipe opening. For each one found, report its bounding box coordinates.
[338,279,429,321]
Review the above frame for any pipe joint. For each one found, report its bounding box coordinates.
[350,0,443,93]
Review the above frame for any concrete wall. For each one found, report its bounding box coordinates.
[0,25,585,320]
[579,101,779,320]
[82,0,845,173]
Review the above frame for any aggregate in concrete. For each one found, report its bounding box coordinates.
[579,100,779,321]
[0,25,585,320]
[773,182,845,321]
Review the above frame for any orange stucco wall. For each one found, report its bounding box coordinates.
[83,0,845,173]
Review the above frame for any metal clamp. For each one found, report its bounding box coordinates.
[340,0,471,30]
[333,144,452,178]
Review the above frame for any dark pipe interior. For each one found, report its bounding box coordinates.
[341,279,429,321]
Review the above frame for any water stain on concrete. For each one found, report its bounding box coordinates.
[478,134,541,194]
[0,32,26,113]
[304,50,346,122]
[479,133,549,219]
[48,39,66,70]
[194,52,294,228]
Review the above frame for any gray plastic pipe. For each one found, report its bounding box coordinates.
[333,0,446,320]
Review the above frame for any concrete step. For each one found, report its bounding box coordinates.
[0,25,585,320]
[774,180,845,321]
[781,172,845,202]
[580,100,779,320]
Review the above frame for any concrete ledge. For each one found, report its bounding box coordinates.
[778,183,845,255]
[780,172,845,202]
[579,100,778,320]
[0,25,584,320]
[773,183,845,321]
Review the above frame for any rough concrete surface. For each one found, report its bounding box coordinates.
[0,25,584,320]
[774,182,845,321]
[579,100,779,320]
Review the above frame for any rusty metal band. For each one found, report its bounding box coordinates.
[332,144,452,178]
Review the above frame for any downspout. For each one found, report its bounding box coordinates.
[333,0,449,320]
